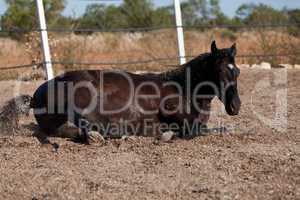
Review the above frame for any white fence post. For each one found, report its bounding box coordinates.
[174,0,186,65]
[36,0,54,80]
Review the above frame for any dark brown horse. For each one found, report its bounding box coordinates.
[11,41,241,144]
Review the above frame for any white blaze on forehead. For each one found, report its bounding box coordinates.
[228,64,235,70]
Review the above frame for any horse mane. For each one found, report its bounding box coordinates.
[185,53,211,68]
[160,52,212,84]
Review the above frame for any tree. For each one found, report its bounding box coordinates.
[236,3,256,19]
[209,0,221,19]
[208,0,228,25]
[287,9,300,24]
[181,0,227,26]
[120,0,155,28]
[76,0,173,32]
[104,5,127,28]
[1,0,66,39]
[286,9,300,36]
[151,7,173,27]
[78,4,110,30]
[181,0,209,25]
[236,3,289,25]
[76,4,126,33]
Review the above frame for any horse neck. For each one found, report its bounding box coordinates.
[161,53,213,91]
[160,66,185,85]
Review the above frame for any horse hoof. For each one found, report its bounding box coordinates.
[160,131,175,142]
[52,143,59,152]
[88,131,106,144]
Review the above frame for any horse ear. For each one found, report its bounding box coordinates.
[231,43,237,57]
[211,41,218,54]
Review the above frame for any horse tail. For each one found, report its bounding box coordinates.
[0,95,33,134]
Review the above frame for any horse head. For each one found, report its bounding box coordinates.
[210,41,241,116]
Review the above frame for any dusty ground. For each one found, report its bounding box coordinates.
[0,69,299,199]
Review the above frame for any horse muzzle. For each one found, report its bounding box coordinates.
[225,97,241,116]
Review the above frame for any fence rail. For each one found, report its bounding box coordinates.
[0,23,299,33]
[1,52,300,71]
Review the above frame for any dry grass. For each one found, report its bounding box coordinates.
[0,29,299,80]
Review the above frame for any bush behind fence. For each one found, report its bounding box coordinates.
[0,24,299,80]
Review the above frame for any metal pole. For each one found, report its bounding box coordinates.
[36,0,54,80]
[174,0,186,65]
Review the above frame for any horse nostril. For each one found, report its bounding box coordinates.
[230,104,235,112]
[230,101,240,115]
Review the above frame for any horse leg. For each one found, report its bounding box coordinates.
[34,114,67,147]
[35,114,68,134]
[158,112,206,140]
[72,112,92,144]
